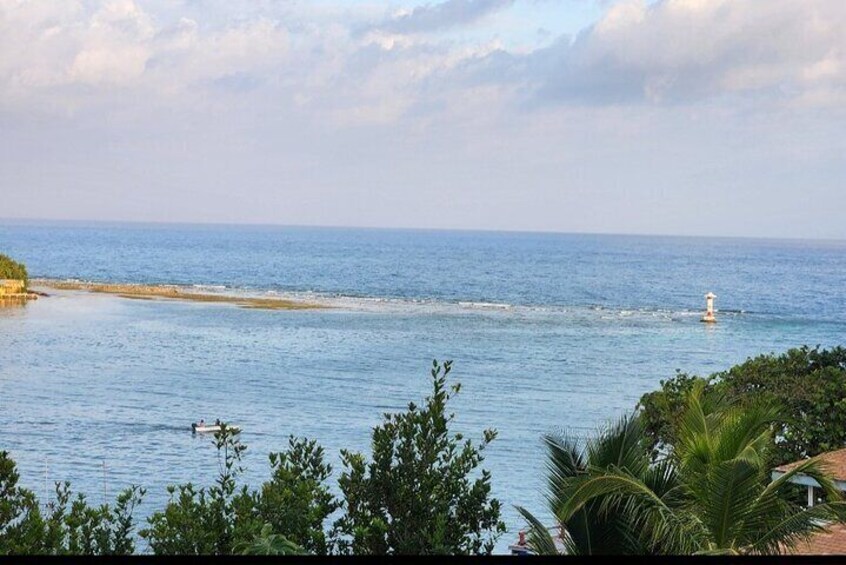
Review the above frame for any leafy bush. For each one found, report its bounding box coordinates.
[140,424,261,554]
[639,346,846,465]
[0,254,27,286]
[2,361,503,555]
[234,523,305,555]
[0,450,143,555]
[332,360,505,555]
[140,426,336,555]
[258,437,339,554]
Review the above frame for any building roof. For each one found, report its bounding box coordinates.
[789,523,846,555]
[774,448,846,483]
[774,450,846,554]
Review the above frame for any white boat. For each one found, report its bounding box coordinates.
[191,422,240,434]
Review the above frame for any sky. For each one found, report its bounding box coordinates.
[0,0,844,239]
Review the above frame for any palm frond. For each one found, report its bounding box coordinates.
[558,468,670,522]
[763,457,844,504]
[711,402,780,464]
[695,459,765,550]
[515,506,561,555]
[748,501,846,555]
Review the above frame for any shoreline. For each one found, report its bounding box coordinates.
[31,279,326,311]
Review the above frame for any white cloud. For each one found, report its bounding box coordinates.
[372,0,516,34]
[4,0,841,123]
[531,0,846,107]
[0,0,844,237]
[0,0,290,106]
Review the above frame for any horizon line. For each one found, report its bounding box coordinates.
[1,216,845,245]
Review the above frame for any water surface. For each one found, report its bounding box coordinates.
[1,221,844,552]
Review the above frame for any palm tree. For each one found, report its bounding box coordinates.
[518,384,846,555]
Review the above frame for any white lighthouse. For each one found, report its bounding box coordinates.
[701,292,717,323]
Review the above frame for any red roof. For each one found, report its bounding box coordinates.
[775,449,846,554]
[789,523,846,555]
[775,448,846,482]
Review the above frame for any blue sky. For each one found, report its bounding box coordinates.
[0,0,844,239]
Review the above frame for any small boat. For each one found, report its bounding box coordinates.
[191,421,240,434]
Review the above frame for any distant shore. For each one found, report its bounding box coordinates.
[32,279,326,311]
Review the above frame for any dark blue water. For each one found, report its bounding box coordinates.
[1,220,844,553]
[4,220,846,319]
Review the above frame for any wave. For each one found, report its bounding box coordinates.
[457,301,512,310]
[192,284,227,291]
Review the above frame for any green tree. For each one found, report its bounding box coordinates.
[519,385,846,555]
[333,360,505,555]
[0,254,28,288]
[517,415,677,554]
[39,482,145,555]
[0,451,143,555]
[140,424,259,554]
[140,426,337,555]
[639,346,846,465]
[257,436,339,554]
[0,450,45,554]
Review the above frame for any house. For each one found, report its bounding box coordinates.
[772,448,846,554]
[0,279,26,297]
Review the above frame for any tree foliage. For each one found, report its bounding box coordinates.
[333,360,505,555]
[258,436,339,554]
[0,254,27,286]
[234,523,305,555]
[0,451,143,555]
[517,415,676,555]
[140,424,256,554]
[519,384,846,555]
[639,346,846,465]
[1,361,501,556]
[140,425,335,555]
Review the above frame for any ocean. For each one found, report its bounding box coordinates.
[1,220,845,552]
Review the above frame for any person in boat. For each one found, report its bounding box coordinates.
[198,419,205,428]
[215,419,220,426]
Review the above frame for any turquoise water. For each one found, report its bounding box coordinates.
[1,220,845,552]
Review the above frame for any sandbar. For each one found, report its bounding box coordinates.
[32,279,325,311]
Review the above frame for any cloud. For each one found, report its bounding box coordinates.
[525,0,846,107]
[1,0,844,126]
[0,1,844,237]
[0,0,289,108]
[373,0,516,34]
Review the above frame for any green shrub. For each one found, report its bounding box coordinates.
[0,450,144,555]
[2,361,503,555]
[0,254,27,286]
[140,425,260,554]
[639,345,846,465]
[258,437,339,554]
[332,360,505,555]
[140,426,335,555]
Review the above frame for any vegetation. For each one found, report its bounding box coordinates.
[0,361,502,555]
[139,426,331,555]
[0,254,27,288]
[234,523,305,555]
[0,451,143,555]
[518,383,846,555]
[258,436,339,554]
[333,360,505,555]
[6,350,846,555]
[139,424,260,554]
[639,346,846,465]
